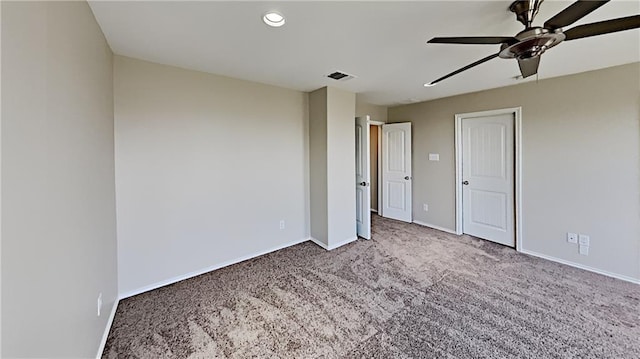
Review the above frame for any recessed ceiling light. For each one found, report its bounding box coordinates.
[263,12,285,27]
[423,82,437,87]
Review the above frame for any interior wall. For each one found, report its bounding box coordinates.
[356,95,388,122]
[326,87,357,247]
[114,56,309,297]
[309,88,329,245]
[388,62,640,281]
[370,125,379,211]
[1,1,118,357]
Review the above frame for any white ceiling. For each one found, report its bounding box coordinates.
[88,1,640,106]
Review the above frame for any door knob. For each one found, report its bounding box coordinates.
[462,180,469,185]
[359,181,368,186]
[404,176,411,180]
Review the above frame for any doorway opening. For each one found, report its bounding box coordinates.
[356,117,413,240]
[369,122,383,215]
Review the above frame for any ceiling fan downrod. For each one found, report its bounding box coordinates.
[510,0,544,28]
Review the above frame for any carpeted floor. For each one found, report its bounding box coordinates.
[103,215,640,358]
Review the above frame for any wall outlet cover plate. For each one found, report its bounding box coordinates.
[579,244,589,255]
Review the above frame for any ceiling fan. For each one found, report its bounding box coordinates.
[426,0,640,85]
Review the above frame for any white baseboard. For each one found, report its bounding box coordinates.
[370,209,378,213]
[309,237,329,250]
[309,236,358,250]
[412,220,458,235]
[519,249,640,285]
[119,237,309,299]
[328,236,358,250]
[96,298,119,359]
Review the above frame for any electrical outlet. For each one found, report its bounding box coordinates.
[579,244,589,256]
[567,232,578,244]
[423,204,429,212]
[279,220,285,230]
[97,292,102,317]
[578,234,590,246]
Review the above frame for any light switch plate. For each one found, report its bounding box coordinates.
[567,232,578,244]
[578,234,590,246]
[428,153,439,161]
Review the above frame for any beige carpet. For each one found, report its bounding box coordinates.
[104,215,639,358]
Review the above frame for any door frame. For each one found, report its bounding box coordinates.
[355,115,372,239]
[454,107,523,250]
[370,120,384,215]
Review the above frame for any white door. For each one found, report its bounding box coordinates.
[382,123,412,223]
[462,113,515,247]
[355,116,371,239]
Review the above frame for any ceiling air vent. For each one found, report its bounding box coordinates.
[327,71,355,81]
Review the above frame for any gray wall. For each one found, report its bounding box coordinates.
[114,56,309,297]
[389,63,640,281]
[356,95,388,122]
[326,88,357,246]
[309,88,329,245]
[1,1,118,357]
[309,87,357,248]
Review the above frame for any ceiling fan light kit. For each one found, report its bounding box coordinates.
[427,0,640,85]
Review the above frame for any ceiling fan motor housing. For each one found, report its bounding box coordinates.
[499,27,565,59]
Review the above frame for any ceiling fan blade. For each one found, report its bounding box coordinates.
[428,53,500,85]
[428,37,518,45]
[544,0,609,30]
[564,15,640,41]
[518,56,540,78]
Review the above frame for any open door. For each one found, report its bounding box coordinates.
[382,123,412,223]
[355,116,371,239]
